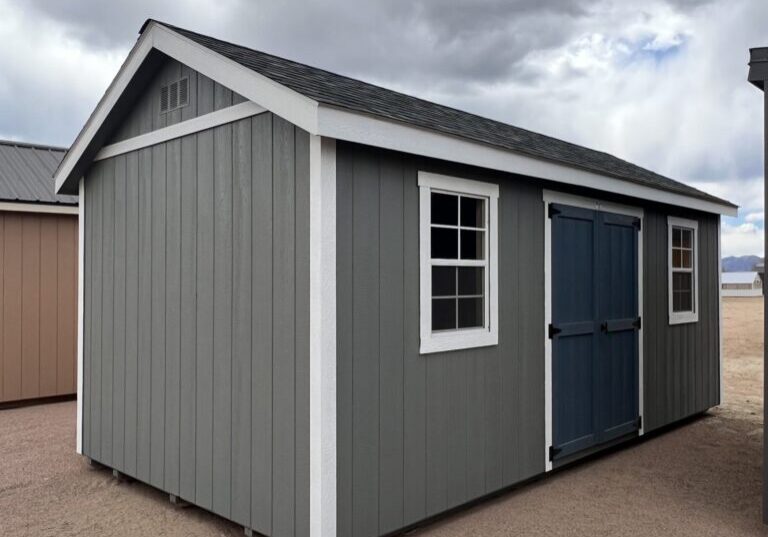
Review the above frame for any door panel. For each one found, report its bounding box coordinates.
[551,204,597,458]
[597,212,639,442]
[550,203,640,461]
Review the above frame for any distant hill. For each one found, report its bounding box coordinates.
[722,255,763,272]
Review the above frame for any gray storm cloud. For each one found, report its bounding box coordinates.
[1,0,765,255]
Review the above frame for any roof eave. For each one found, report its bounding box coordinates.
[748,47,768,91]
[57,20,737,217]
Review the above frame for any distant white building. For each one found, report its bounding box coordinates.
[722,271,763,296]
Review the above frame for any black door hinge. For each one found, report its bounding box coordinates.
[548,204,561,219]
[633,317,642,330]
[633,219,642,231]
[549,445,562,461]
[636,415,642,430]
[548,323,561,339]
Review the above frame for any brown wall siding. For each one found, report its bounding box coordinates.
[0,211,77,403]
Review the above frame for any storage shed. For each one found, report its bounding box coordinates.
[721,271,763,296]
[0,140,78,405]
[56,20,737,537]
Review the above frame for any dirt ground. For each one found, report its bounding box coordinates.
[0,297,766,536]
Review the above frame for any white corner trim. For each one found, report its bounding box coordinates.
[418,171,499,355]
[309,136,336,537]
[319,105,737,217]
[0,202,78,215]
[95,101,266,161]
[543,191,644,468]
[76,177,85,454]
[717,216,723,404]
[667,216,700,325]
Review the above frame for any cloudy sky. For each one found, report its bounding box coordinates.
[1,0,765,256]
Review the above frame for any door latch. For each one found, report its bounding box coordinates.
[548,324,562,339]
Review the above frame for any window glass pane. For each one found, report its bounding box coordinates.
[431,228,458,259]
[673,271,692,293]
[674,290,692,312]
[458,297,484,328]
[672,227,681,248]
[431,193,458,226]
[460,197,485,228]
[681,228,692,249]
[432,266,456,297]
[672,249,681,268]
[458,267,484,296]
[682,250,692,269]
[432,298,457,330]
[460,230,485,260]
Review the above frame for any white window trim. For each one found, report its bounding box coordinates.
[418,171,499,354]
[668,216,699,325]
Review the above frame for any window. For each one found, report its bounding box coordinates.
[668,216,698,324]
[419,172,499,354]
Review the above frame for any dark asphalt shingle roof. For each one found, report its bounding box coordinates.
[152,21,735,209]
[0,140,77,205]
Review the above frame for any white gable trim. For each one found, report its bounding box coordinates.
[55,21,737,217]
[94,101,266,161]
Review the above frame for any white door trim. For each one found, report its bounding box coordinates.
[542,189,644,471]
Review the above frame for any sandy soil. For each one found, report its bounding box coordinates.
[0,297,766,536]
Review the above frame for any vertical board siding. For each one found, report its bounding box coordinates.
[642,209,721,432]
[110,56,247,144]
[82,112,309,536]
[336,142,718,536]
[0,212,77,404]
[335,143,547,536]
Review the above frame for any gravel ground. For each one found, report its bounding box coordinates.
[0,297,766,536]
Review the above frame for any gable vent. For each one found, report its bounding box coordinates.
[179,78,189,106]
[160,77,190,115]
[160,85,169,113]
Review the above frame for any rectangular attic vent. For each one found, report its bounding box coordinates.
[160,77,189,114]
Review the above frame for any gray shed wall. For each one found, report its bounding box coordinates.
[336,143,546,537]
[109,55,246,144]
[82,112,310,537]
[642,209,721,432]
[335,141,721,537]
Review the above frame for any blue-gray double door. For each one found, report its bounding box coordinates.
[550,203,640,461]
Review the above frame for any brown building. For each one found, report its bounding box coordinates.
[0,140,78,404]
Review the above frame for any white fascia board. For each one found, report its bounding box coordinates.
[309,136,337,537]
[151,24,318,133]
[55,27,156,194]
[317,105,737,217]
[95,101,266,161]
[0,202,78,215]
